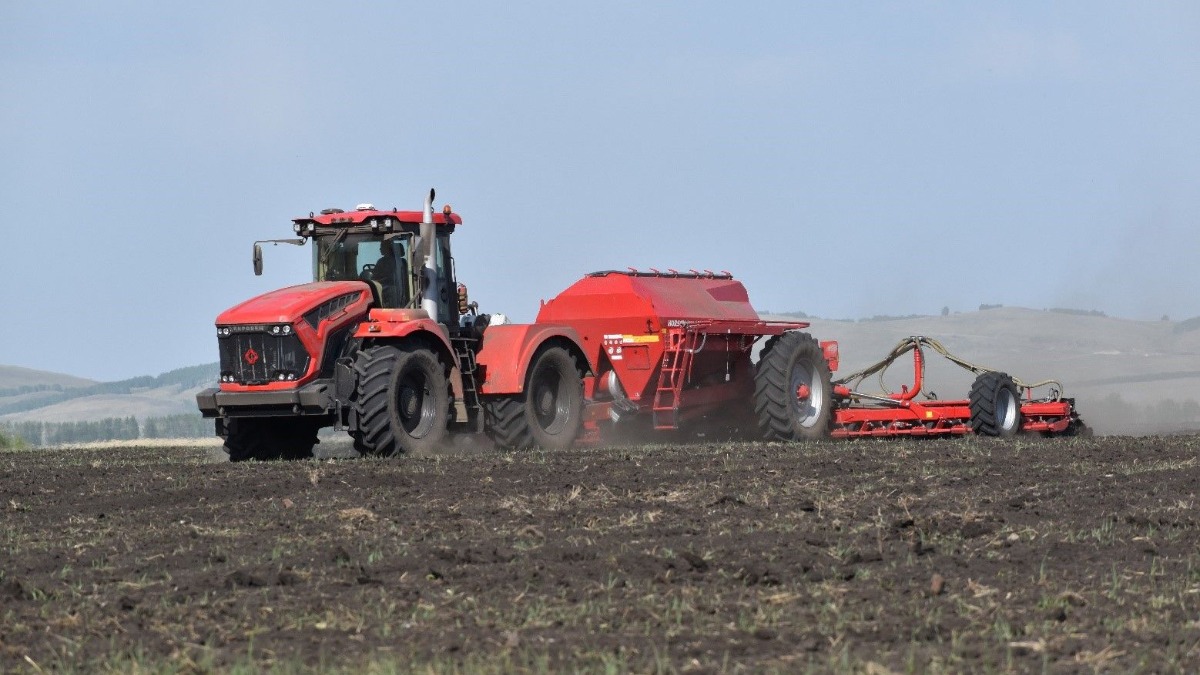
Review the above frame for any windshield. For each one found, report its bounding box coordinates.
[313,233,413,308]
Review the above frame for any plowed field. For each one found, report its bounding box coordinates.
[3,434,1200,673]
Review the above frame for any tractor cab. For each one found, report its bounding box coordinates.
[314,231,413,308]
[292,202,462,324]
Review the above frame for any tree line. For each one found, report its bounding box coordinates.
[1,414,211,446]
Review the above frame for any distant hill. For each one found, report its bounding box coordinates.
[0,365,95,390]
[0,364,218,424]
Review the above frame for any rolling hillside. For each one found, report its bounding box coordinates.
[3,308,1199,436]
[0,364,217,425]
[0,365,95,390]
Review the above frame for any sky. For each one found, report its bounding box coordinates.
[1,2,1198,381]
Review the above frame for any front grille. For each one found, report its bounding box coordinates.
[218,329,311,385]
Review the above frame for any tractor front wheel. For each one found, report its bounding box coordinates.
[485,347,584,450]
[223,417,319,462]
[754,331,833,441]
[968,372,1021,437]
[353,345,450,456]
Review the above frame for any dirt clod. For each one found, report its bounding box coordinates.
[929,573,945,596]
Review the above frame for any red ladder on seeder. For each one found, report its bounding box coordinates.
[651,326,705,429]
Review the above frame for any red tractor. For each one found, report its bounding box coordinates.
[198,189,1084,460]
[196,189,842,459]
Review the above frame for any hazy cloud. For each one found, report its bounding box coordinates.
[966,28,1084,79]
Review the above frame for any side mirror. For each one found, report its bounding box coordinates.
[251,238,304,276]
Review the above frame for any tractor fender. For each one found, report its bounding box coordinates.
[352,310,456,366]
[476,324,594,395]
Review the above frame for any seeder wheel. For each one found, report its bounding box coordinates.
[484,346,584,450]
[968,372,1021,437]
[754,331,833,441]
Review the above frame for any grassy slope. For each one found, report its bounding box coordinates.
[0,365,95,390]
[0,386,210,424]
[0,366,216,425]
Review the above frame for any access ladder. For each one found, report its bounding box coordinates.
[451,337,483,431]
[651,326,705,429]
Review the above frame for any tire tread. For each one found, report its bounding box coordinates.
[968,371,1019,437]
[753,331,833,441]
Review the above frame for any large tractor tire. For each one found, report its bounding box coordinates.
[224,417,319,462]
[352,344,450,456]
[754,331,833,441]
[968,371,1021,437]
[482,397,532,450]
[485,347,584,450]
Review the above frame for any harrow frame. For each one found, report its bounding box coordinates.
[825,336,1082,438]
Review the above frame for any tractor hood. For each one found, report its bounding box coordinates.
[216,281,370,326]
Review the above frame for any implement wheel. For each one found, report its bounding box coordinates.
[224,417,319,462]
[754,331,833,441]
[969,371,1021,437]
[352,344,449,456]
[1063,414,1094,438]
[485,347,583,450]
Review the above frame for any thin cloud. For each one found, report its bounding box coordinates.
[965,28,1084,79]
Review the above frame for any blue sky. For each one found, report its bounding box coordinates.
[2,2,1198,381]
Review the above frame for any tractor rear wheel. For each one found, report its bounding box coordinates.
[754,331,833,440]
[483,396,532,449]
[353,344,449,456]
[485,347,584,450]
[969,372,1021,437]
[224,417,319,462]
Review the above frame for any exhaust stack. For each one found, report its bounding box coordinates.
[419,188,438,323]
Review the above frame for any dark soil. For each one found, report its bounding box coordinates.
[3,434,1200,673]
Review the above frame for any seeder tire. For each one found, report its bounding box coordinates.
[224,417,319,462]
[968,371,1021,437]
[484,347,584,450]
[483,396,533,450]
[754,331,833,441]
[352,344,449,456]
